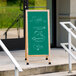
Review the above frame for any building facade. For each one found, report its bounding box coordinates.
[47,0,76,47]
[0,0,76,50]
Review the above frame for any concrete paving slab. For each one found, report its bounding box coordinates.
[0,48,76,76]
[0,48,76,71]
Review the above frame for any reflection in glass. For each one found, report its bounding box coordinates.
[0,0,24,39]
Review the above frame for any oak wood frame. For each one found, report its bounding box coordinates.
[25,10,51,64]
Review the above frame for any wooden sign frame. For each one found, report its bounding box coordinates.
[25,10,51,65]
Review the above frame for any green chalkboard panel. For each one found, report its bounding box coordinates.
[26,10,50,55]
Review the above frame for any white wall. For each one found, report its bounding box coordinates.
[56,0,70,47]
[70,0,76,46]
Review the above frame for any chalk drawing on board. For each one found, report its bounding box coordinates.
[33,26,46,30]
[33,44,43,51]
[32,30,45,42]
[29,17,43,23]
[32,37,45,42]
[36,18,42,22]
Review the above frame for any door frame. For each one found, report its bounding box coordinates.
[51,0,56,47]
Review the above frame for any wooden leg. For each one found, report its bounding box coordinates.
[48,55,51,64]
[48,50,51,65]
[26,54,29,65]
[46,56,48,60]
[25,50,27,60]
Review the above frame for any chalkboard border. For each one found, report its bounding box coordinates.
[25,10,51,64]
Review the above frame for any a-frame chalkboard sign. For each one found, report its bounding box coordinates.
[25,10,51,65]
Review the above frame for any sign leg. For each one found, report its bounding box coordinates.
[46,56,48,60]
[48,56,51,64]
[48,50,51,64]
[25,50,27,60]
[26,55,29,65]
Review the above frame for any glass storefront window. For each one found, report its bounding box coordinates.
[0,0,24,39]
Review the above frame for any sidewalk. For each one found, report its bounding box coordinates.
[0,48,76,76]
[0,48,76,71]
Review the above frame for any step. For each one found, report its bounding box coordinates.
[31,71,76,76]
[0,63,76,76]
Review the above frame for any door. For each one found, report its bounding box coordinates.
[47,0,56,47]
